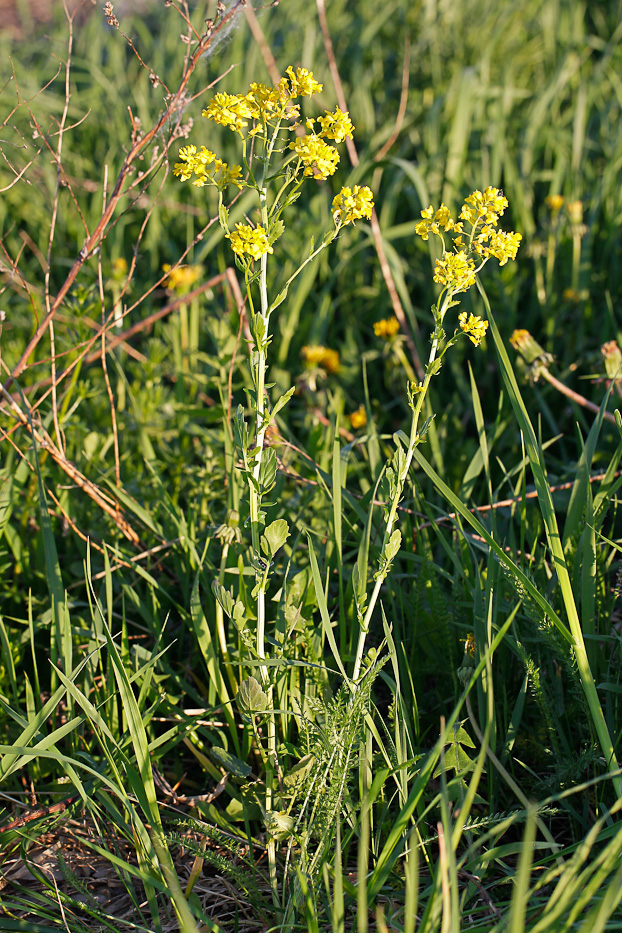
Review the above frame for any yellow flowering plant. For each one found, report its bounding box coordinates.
[351,188,521,680]
[173,67,373,894]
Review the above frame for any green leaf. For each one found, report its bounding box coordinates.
[259,447,277,494]
[211,580,234,618]
[218,201,229,231]
[385,529,402,564]
[283,754,316,789]
[260,518,290,559]
[236,676,269,717]
[270,385,295,420]
[210,746,252,778]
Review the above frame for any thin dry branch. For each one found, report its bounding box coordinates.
[3,0,248,394]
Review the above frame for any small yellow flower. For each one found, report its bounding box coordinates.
[349,404,367,429]
[459,187,508,226]
[483,229,522,266]
[566,200,583,224]
[458,311,489,347]
[301,345,340,373]
[162,263,201,294]
[227,223,273,261]
[202,92,255,134]
[461,633,476,657]
[433,251,476,292]
[331,185,374,225]
[318,107,354,143]
[563,287,581,302]
[173,145,243,190]
[285,66,323,98]
[290,134,340,179]
[373,317,400,339]
[545,194,564,212]
[415,203,457,240]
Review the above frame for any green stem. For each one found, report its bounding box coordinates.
[351,292,450,682]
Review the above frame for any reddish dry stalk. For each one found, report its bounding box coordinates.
[3,1,247,394]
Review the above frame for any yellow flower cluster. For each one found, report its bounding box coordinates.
[458,312,489,346]
[415,203,459,241]
[227,223,273,261]
[202,67,323,136]
[460,187,508,226]
[433,252,476,292]
[162,263,201,294]
[173,145,244,190]
[301,345,340,373]
[331,185,374,225]
[416,187,522,297]
[314,107,354,144]
[291,135,341,180]
[373,317,400,339]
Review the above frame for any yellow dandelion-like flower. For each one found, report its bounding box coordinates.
[318,107,354,143]
[433,251,476,292]
[301,345,340,373]
[111,257,128,280]
[227,223,273,261]
[162,264,201,294]
[349,404,367,429]
[566,200,583,224]
[290,135,340,179]
[458,311,489,347]
[545,194,564,212]
[332,185,374,225]
[373,317,400,339]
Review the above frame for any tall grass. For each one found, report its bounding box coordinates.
[1,1,622,930]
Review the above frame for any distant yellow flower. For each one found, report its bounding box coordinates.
[290,135,340,179]
[162,263,201,294]
[227,223,273,261]
[373,317,400,339]
[349,405,367,429]
[332,185,374,225]
[566,200,583,224]
[563,288,580,302]
[301,345,340,373]
[433,251,476,292]
[458,311,488,347]
[111,257,127,282]
[545,194,564,212]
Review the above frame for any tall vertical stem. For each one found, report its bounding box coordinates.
[351,294,450,683]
